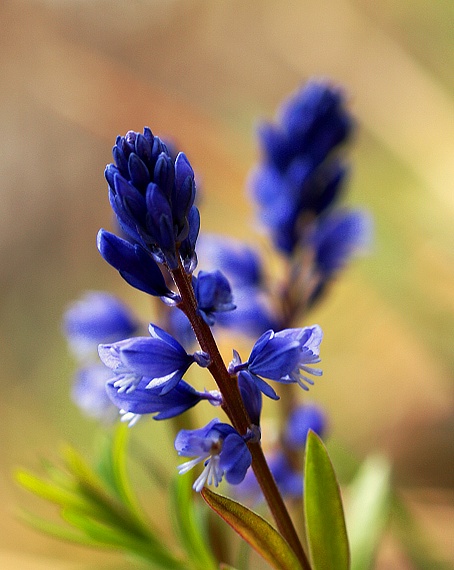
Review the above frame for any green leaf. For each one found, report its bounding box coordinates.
[17,509,101,548]
[61,509,185,570]
[170,472,217,570]
[346,455,391,570]
[95,425,149,526]
[15,469,93,513]
[62,445,152,538]
[201,487,303,570]
[304,430,350,570]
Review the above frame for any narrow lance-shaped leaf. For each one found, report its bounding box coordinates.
[346,455,391,570]
[201,487,303,570]
[304,430,350,570]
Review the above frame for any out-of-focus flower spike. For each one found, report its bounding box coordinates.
[71,365,118,422]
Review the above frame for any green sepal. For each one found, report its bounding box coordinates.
[201,487,303,570]
[170,472,217,570]
[347,455,391,570]
[304,430,350,570]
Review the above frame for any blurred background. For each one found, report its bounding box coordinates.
[0,0,453,567]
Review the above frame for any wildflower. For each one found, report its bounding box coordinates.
[250,80,353,254]
[237,371,262,427]
[97,229,177,301]
[229,325,323,399]
[193,270,236,325]
[63,291,138,358]
[98,323,209,395]
[106,377,222,425]
[198,235,279,337]
[71,365,117,422]
[175,419,252,492]
[105,128,199,270]
[310,209,372,279]
[284,403,327,449]
[236,402,327,501]
[198,234,264,288]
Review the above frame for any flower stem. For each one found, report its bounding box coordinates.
[171,263,311,569]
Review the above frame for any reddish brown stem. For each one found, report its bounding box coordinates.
[171,263,311,569]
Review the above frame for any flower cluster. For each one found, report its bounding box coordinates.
[64,79,370,496]
[201,81,371,336]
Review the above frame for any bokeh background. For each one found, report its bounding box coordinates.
[1,0,453,567]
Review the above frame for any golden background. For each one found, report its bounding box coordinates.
[0,0,453,567]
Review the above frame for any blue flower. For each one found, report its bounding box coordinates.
[284,403,327,449]
[106,377,222,425]
[97,229,178,301]
[175,419,252,491]
[235,403,328,501]
[249,80,353,254]
[71,365,117,422]
[98,323,209,395]
[63,291,138,358]
[105,128,199,270]
[230,326,323,399]
[258,80,352,172]
[198,234,263,288]
[197,235,279,337]
[238,371,262,427]
[234,451,302,501]
[193,270,236,326]
[311,209,372,279]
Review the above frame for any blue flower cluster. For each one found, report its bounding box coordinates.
[200,81,371,336]
[64,79,370,493]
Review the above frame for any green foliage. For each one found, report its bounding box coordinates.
[201,487,303,570]
[170,471,218,570]
[304,430,350,570]
[15,426,190,569]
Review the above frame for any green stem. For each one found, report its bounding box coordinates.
[171,263,311,569]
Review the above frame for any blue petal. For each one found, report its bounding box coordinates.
[285,403,327,449]
[238,371,262,425]
[249,332,300,380]
[97,229,174,298]
[175,418,222,456]
[220,433,252,485]
[106,377,203,420]
[243,370,279,400]
[118,336,192,379]
[63,291,138,349]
